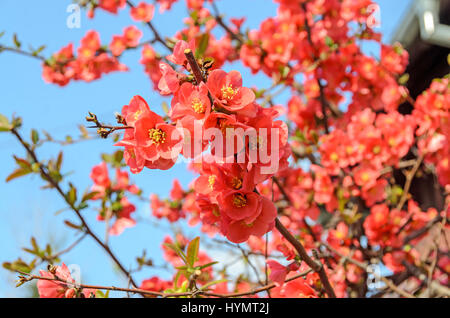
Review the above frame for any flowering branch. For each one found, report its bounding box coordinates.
[16,268,313,298]
[275,218,336,298]
[125,0,171,51]
[9,127,138,288]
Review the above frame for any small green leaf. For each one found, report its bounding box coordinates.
[32,45,46,56]
[13,33,21,48]
[56,151,63,171]
[0,114,11,132]
[325,36,334,47]
[64,220,82,230]
[186,237,200,267]
[398,73,409,85]
[197,261,218,270]
[6,168,31,182]
[31,129,39,144]
[196,33,209,58]
[13,156,31,170]
[199,279,228,291]
[67,186,77,205]
[81,191,99,202]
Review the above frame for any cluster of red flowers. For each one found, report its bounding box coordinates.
[109,25,143,57]
[115,38,292,243]
[89,162,141,235]
[37,263,96,298]
[43,31,127,86]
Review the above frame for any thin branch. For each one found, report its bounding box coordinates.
[275,218,336,298]
[17,268,312,298]
[396,154,424,210]
[10,128,138,288]
[126,0,171,51]
[211,2,244,44]
[0,45,46,61]
[273,176,318,242]
[184,49,205,84]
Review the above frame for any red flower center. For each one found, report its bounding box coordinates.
[232,193,247,208]
[148,128,166,144]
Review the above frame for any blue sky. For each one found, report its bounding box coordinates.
[0,0,413,297]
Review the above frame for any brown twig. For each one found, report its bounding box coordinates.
[396,155,424,211]
[10,128,138,288]
[275,218,336,298]
[17,268,312,298]
[211,2,244,44]
[126,0,171,51]
[184,49,205,84]
[273,176,319,242]
[0,45,46,61]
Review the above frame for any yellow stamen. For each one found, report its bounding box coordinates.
[191,97,205,114]
[231,177,243,190]
[330,152,339,162]
[221,85,237,100]
[233,193,247,208]
[148,128,166,144]
[208,175,216,189]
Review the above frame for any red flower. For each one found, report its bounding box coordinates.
[130,2,155,22]
[37,264,96,298]
[222,196,277,243]
[123,25,143,47]
[99,0,126,14]
[134,111,181,163]
[267,259,288,286]
[110,35,127,56]
[167,40,195,66]
[171,82,211,121]
[158,62,180,95]
[206,69,255,112]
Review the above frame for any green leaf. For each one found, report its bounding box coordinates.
[196,261,218,270]
[5,168,31,182]
[56,151,63,171]
[196,33,209,58]
[199,279,228,291]
[398,73,409,85]
[31,237,38,251]
[32,45,46,56]
[67,186,77,205]
[64,220,82,230]
[186,237,200,267]
[163,243,187,264]
[95,290,110,298]
[81,191,99,202]
[113,150,123,167]
[0,114,11,132]
[325,36,334,47]
[31,129,39,144]
[13,33,21,48]
[13,156,31,170]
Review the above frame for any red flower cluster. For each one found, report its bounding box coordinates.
[110,26,143,57]
[43,31,127,86]
[37,263,96,298]
[89,162,140,235]
[115,39,292,243]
